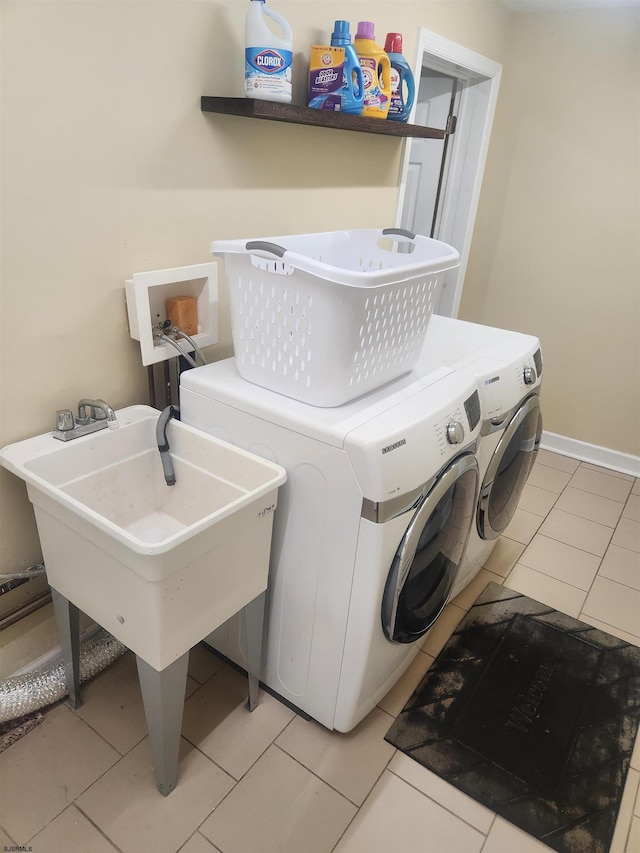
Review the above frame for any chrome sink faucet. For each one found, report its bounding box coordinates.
[53,398,119,442]
[77,398,119,426]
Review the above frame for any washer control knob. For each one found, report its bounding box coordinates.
[446,420,465,445]
[523,366,537,385]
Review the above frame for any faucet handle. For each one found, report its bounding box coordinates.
[56,409,75,431]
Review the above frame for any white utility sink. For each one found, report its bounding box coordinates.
[0,405,287,671]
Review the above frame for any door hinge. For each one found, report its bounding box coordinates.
[446,115,457,135]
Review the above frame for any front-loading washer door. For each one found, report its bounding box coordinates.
[382,452,478,644]
[477,393,542,541]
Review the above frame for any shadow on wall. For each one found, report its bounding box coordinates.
[147,110,405,192]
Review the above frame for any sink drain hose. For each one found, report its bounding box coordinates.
[0,629,126,724]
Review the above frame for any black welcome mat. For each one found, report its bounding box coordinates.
[385,583,640,853]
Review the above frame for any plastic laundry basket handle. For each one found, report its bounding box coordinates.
[245,240,287,258]
[382,228,416,240]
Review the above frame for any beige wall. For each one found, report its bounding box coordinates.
[461,4,640,456]
[0,0,511,577]
[0,0,638,590]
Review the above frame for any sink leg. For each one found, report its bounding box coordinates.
[136,652,189,796]
[51,588,82,710]
[244,592,266,712]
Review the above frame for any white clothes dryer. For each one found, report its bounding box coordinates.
[180,360,482,732]
[416,316,543,596]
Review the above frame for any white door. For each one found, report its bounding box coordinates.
[397,31,502,318]
[400,71,458,239]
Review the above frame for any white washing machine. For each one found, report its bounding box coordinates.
[416,316,543,596]
[180,360,482,732]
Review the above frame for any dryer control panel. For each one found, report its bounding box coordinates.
[517,355,543,396]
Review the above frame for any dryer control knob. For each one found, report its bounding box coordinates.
[446,420,465,445]
[523,366,537,385]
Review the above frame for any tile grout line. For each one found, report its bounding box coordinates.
[592,572,640,597]
[329,740,406,853]
[511,558,601,597]
[16,700,131,846]
[520,529,613,563]
[577,547,607,625]
[175,829,206,853]
[532,481,631,506]
[188,710,367,850]
[270,739,363,807]
[478,814,500,852]
[75,708,148,760]
[0,822,18,848]
[576,462,638,483]
[532,460,634,501]
[604,540,640,558]
[67,801,126,853]
[184,707,300,833]
[536,464,606,612]
[544,500,627,529]
[385,760,494,840]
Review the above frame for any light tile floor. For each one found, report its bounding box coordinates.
[1,450,639,853]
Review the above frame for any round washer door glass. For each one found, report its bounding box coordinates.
[478,393,542,540]
[382,453,478,644]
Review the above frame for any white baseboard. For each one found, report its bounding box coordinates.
[540,431,640,478]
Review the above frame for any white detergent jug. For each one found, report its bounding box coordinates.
[245,0,293,103]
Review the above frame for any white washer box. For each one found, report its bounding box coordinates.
[125,263,218,366]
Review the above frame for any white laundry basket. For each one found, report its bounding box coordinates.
[212,228,460,407]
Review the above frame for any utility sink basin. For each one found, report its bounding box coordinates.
[0,405,287,670]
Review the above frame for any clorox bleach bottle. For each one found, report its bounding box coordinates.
[245,0,293,103]
[354,21,391,119]
[384,33,415,122]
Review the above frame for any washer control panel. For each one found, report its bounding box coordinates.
[344,371,482,502]
[435,404,467,453]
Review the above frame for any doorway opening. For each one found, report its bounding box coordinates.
[396,30,502,318]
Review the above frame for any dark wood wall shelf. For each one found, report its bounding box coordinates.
[201,97,446,140]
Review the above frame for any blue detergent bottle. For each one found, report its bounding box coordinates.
[384,32,415,122]
[331,20,364,115]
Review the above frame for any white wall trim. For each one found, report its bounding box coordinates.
[541,431,640,478]
[414,30,503,80]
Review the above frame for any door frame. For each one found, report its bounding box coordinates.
[396,29,502,318]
